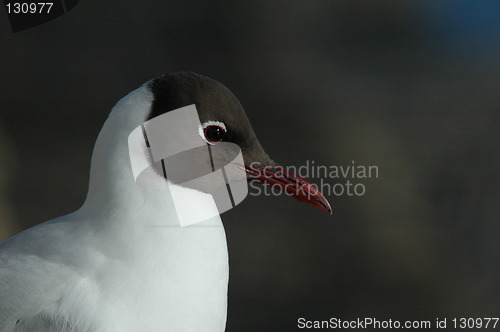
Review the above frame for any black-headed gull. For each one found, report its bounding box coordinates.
[0,72,330,332]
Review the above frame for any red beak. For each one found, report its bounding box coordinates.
[244,164,332,214]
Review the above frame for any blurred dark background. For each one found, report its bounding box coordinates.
[1,0,499,330]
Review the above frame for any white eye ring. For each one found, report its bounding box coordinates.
[198,121,227,145]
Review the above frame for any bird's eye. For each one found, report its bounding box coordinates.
[204,125,225,142]
[199,121,227,144]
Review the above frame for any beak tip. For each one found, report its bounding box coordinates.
[318,197,333,215]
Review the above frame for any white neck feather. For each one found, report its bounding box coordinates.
[69,85,228,332]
